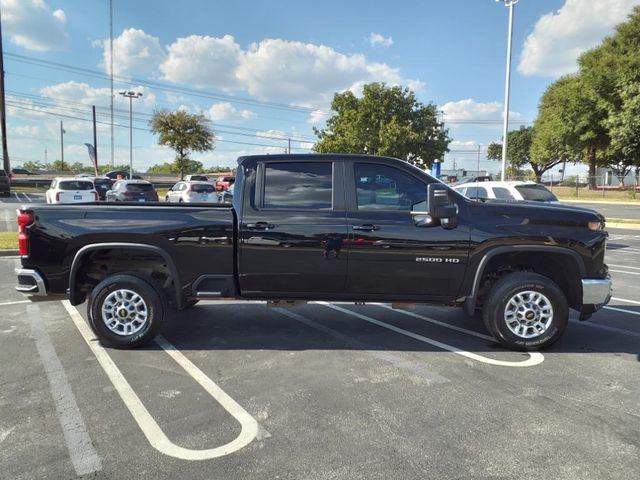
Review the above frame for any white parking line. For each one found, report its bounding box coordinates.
[3,208,12,231]
[612,296,640,305]
[27,304,102,476]
[608,265,640,271]
[13,192,20,202]
[61,300,259,461]
[570,319,640,338]
[609,269,640,276]
[318,303,544,367]
[0,300,30,307]
[22,192,32,202]
[277,308,450,385]
[604,306,640,317]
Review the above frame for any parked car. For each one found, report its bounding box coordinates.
[88,177,114,201]
[45,177,98,204]
[105,180,159,202]
[215,175,235,191]
[165,181,217,203]
[0,169,10,197]
[217,182,234,203]
[184,174,209,182]
[104,170,143,180]
[453,181,558,202]
[15,154,610,351]
[11,168,35,176]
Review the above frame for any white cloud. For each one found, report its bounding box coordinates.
[518,0,640,77]
[368,32,394,47]
[236,38,422,108]
[307,109,329,125]
[256,130,288,140]
[207,102,257,122]
[40,81,157,110]
[99,28,165,77]
[440,98,521,127]
[160,35,243,89]
[1,0,69,51]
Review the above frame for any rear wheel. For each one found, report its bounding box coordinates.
[482,272,568,351]
[87,273,165,348]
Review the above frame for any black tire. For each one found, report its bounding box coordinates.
[482,272,568,351]
[87,273,166,349]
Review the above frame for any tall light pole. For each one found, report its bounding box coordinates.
[60,121,65,171]
[497,0,518,181]
[119,90,142,179]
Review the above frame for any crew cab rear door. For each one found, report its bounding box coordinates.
[238,159,348,296]
[344,160,470,301]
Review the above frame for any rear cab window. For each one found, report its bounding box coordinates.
[261,162,333,209]
[354,163,426,211]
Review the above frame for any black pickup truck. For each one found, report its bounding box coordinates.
[15,154,611,350]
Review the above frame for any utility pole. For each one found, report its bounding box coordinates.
[92,105,98,173]
[60,121,65,171]
[44,147,47,165]
[477,144,481,175]
[109,0,114,167]
[497,0,518,181]
[288,137,291,154]
[0,6,10,175]
[119,90,142,179]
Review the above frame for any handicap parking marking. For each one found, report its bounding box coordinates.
[277,308,450,385]
[317,302,544,367]
[61,300,260,461]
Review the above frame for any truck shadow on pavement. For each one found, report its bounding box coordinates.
[139,303,640,358]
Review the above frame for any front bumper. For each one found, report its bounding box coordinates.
[15,268,47,296]
[579,276,612,320]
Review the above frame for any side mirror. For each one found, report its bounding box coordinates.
[427,183,458,228]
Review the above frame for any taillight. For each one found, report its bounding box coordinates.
[56,192,61,202]
[17,211,33,256]
[123,191,133,197]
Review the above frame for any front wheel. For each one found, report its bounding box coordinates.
[87,273,166,348]
[482,272,568,351]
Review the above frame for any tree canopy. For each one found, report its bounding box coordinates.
[313,83,450,170]
[487,125,536,176]
[149,110,215,180]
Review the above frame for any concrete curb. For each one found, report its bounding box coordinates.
[0,250,19,256]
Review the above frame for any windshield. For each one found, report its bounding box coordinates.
[59,181,94,190]
[515,184,558,202]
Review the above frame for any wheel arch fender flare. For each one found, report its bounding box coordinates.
[464,245,586,316]
[69,242,182,309]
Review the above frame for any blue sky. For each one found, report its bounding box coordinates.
[3,0,639,175]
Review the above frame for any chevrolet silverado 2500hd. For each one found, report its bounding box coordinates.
[14,154,611,350]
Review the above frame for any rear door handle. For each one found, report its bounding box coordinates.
[352,224,380,232]
[246,222,275,230]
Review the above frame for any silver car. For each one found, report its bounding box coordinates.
[165,181,217,203]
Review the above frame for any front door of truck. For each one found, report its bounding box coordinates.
[238,160,348,296]
[344,161,470,301]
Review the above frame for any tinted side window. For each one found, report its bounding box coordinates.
[354,163,426,211]
[493,187,515,200]
[263,162,332,209]
[515,185,558,202]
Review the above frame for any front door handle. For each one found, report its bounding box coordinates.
[352,224,380,232]
[246,222,275,230]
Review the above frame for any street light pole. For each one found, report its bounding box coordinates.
[119,91,142,179]
[497,0,518,181]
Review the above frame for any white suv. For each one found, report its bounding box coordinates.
[45,177,98,204]
[453,181,558,202]
[165,181,217,203]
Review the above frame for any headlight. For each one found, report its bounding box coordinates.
[588,220,604,231]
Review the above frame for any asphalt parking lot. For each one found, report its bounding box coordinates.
[1,227,639,479]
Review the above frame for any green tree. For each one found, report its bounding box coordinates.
[313,83,450,170]
[147,160,203,175]
[531,75,607,186]
[149,110,215,180]
[487,126,535,179]
[605,83,640,186]
[21,160,44,172]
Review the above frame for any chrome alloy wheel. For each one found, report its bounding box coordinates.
[504,290,554,339]
[101,289,148,336]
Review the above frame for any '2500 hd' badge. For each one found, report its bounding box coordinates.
[416,257,460,263]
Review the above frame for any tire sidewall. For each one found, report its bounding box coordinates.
[484,274,568,350]
[88,274,164,348]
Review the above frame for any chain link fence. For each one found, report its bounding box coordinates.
[510,174,640,200]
